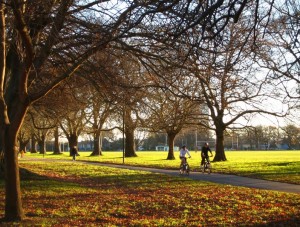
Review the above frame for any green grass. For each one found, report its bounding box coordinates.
[0,161,299,226]
[23,150,300,184]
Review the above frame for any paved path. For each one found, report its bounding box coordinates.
[81,161,300,194]
[20,158,300,194]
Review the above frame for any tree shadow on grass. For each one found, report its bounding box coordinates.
[19,168,49,181]
[0,168,44,182]
[150,158,176,161]
[264,161,300,167]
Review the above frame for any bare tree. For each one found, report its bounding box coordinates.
[143,88,201,159]
[0,0,275,221]
[59,87,90,153]
[182,18,288,161]
[27,99,60,154]
[80,52,121,156]
[60,111,86,153]
[87,90,116,156]
[108,51,151,157]
[0,1,132,218]
[258,0,300,106]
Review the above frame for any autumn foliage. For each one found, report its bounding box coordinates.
[0,161,299,226]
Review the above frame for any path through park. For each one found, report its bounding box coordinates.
[81,161,300,194]
[21,158,300,194]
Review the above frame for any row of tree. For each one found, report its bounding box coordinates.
[26,123,300,154]
[0,0,299,222]
[142,124,300,151]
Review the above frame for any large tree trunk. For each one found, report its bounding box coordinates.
[30,135,37,153]
[4,130,24,221]
[125,126,137,157]
[0,151,3,177]
[38,136,46,154]
[1,3,27,217]
[3,102,28,220]
[166,132,176,160]
[0,1,7,180]
[0,129,4,174]
[68,134,78,155]
[19,140,29,153]
[123,107,137,157]
[90,131,102,156]
[53,126,61,154]
[213,128,227,161]
[2,52,28,220]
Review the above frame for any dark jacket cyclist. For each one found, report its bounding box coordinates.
[201,142,213,166]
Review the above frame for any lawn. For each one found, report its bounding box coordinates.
[23,150,300,184]
[0,160,299,226]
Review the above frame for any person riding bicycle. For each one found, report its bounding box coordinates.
[201,142,213,167]
[179,145,191,168]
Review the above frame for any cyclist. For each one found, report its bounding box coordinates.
[179,145,191,168]
[201,142,213,167]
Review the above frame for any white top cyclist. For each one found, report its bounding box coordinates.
[179,145,191,158]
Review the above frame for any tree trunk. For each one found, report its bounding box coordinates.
[0,1,7,179]
[30,136,37,153]
[19,140,29,153]
[68,134,78,155]
[38,137,46,154]
[125,127,137,157]
[0,129,4,174]
[123,107,137,157]
[90,131,102,156]
[213,128,227,161]
[0,150,3,177]
[166,132,176,160]
[53,126,61,154]
[0,131,4,177]
[1,5,29,216]
[4,131,24,221]
[3,102,28,220]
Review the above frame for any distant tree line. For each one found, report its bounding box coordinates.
[35,123,300,152]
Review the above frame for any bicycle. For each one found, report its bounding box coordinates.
[179,157,190,175]
[201,155,213,174]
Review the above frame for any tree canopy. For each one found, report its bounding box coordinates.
[0,0,297,222]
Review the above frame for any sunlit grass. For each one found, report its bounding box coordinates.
[22,150,300,184]
[0,161,298,226]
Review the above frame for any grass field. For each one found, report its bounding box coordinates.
[23,150,300,184]
[0,159,299,226]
